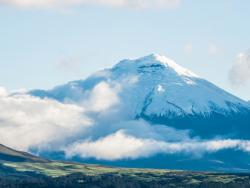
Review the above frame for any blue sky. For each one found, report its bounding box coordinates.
[0,0,250,100]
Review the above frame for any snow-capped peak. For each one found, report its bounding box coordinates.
[30,53,250,117]
[115,53,198,78]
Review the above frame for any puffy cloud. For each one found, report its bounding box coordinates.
[66,130,153,160]
[65,130,250,160]
[229,51,250,86]
[0,0,181,9]
[0,87,8,97]
[0,92,92,152]
[0,81,120,153]
[82,81,120,112]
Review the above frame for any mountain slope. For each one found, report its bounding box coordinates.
[0,144,47,163]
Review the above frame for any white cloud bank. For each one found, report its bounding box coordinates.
[229,50,250,86]
[0,0,181,9]
[65,130,250,160]
[1,83,250,161]
[0,80,121,153]
[0,92,92,152]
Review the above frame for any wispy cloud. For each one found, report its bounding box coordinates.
[56,57,82,74]
[208,43,220,55]
[0,0,181,9]
[184,43,193,56]
[184,42,220,56]
[229,50,250,86]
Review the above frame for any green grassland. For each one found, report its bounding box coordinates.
[1,161,250,188]
[0,144,249,188]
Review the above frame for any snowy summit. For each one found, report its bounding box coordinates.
[31,53,250,118]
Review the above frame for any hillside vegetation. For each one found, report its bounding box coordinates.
[0,161,250,188]
[0,144,250,187]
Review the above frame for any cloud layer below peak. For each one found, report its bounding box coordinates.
[65,130,250,160]
[1,83,250,162]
